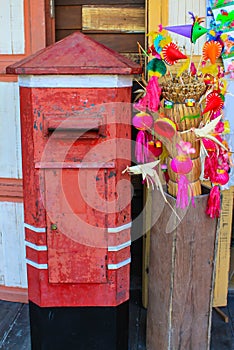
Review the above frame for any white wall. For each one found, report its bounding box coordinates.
[0,1,25,290]
[0,82,22,178]
[0,0,25,54]
[0,202,27,287]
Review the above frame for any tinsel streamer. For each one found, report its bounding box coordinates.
[204,152,218,182]
[206,185,221,218]
[176,174,195,209]
[135,131,149,163]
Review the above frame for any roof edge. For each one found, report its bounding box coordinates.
[6,31,142,76]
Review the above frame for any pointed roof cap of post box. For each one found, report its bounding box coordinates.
[6,31,142,75]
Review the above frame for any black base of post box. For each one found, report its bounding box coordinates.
[29,301,129,350]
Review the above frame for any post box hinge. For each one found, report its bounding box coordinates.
[50,0,55,18]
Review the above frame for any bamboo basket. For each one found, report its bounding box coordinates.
[160,72,206,106]
[164,103,202,132]
[167,178,202,198]
[163,102,203,197]
[160,73,206,198]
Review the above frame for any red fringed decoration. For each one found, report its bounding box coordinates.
[204,152,218,182]
[176,175,195,209]
[135,131,149,163]
[206,185,221,218]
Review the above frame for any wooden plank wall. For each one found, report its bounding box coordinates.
[55,0,145,62]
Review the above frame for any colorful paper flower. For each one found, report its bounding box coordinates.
[162,42,187,65]
[202,40,222,65]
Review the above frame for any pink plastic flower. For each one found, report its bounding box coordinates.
[176,140,196,156]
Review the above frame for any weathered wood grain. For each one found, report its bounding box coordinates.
[213,188,234,307]
[55,28,76,41]
[55,31,145,53]
[56,0,145,5]
[82,6,145,32]
[55,5,82,29]
[1,303,31,350]
[0,178,23,202]
[142,187,152,309]
[147,192,174,350]
[84,33,145,53]
[0,286,28,303]
[147,189,217,350]
[0,301,22,347]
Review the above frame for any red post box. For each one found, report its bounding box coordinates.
[7,32,141,350]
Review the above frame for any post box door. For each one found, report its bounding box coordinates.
[45,167,108,284]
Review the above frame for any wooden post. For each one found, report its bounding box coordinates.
[147,188,218,350]
[142,186,152,308]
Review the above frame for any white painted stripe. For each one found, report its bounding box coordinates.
[108,257,131,270]
[26,259,48,270]
[25,241,48,251]
[18,75,133,88]
[107,222,132,233]
[24,223,46,233]
[108,240,131,252]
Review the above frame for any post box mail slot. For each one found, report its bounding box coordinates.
[44,113,105,139]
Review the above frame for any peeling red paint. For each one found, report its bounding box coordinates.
[10,33,138,307]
